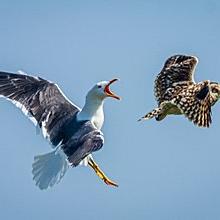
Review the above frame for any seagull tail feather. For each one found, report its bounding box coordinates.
[32,149,69,190]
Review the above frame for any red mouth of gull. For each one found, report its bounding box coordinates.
[104,78,121,100]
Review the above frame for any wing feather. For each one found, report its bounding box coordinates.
[0,71,80,145]
[172,81,212,127]
[155,55,198,104]
[61,121,104,166]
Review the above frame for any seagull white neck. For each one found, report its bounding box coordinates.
[77,96,104,130]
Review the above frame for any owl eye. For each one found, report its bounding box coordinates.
[212,88,219,93]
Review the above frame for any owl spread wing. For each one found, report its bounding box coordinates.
[172,81,212,127]
[154,55,198,104]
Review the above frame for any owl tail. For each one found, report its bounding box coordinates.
[138,107,163,121]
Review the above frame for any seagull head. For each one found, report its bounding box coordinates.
[87,78,121,101]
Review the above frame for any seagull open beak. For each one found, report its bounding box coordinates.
[104,78,121,100]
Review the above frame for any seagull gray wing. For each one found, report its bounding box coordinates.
[61,121,104,167]
[154,55,198,104]
[0,71,80,145]
[32,120,104,190]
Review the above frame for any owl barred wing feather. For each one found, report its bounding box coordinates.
[173,81,212,127]
[155,55,198,104]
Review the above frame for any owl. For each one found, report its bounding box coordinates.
[139,55,220,127]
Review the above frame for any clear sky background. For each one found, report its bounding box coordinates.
[0,0,220,219]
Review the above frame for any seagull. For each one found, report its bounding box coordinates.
[139,55,220,127]
[0,71,120,189]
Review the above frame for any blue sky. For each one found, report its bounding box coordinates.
[0,0,220,219]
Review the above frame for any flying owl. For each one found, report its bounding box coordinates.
[139,55,220,127]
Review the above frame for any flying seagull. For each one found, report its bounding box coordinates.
[0,71,120,189]
[139,55,220,127]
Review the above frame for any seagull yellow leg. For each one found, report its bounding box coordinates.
[88,158,118,187]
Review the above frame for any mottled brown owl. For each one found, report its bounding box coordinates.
[139,55,220,127]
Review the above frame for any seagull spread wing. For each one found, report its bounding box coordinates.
[154,55,198,104]
[0,71,80,145]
